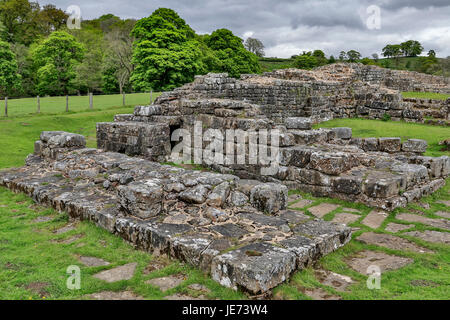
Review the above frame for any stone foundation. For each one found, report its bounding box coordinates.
[0,132,351,294]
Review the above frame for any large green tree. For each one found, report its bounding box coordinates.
[32,31,84,96]
[130,8,206,91]
[0,40,21,97]
[0,0,41,45]
[400,40,423,57]
[204,28,260,78]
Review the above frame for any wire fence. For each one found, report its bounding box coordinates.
[1,91,161,118]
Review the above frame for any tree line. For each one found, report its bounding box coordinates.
[0,1,448,100]
[0,2,261,98]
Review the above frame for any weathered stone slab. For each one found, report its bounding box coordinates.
[78,256,110,267]
[93,263,137,283]
[361,211,388,229]
[315,269,354,292]
[435,211,450,219]
[87,291,145,300]
[346,251,413,274]
[396,213,450,230]
[332,213,360,225]
[146,275,184,292]
[303,288,341,300]
[357,232,433,253]
[289,199,313,209]
[307,203,339,218]
[385,223,414,233]
[404,230,450,245]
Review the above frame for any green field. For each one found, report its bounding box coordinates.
[0,93,160,118]
[402,91,450,101]
[0,101,449,300]
[315,118,450,157]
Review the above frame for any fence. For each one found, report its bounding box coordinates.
[1,91,160,118]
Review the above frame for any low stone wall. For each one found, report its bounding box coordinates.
[97,121,171,162]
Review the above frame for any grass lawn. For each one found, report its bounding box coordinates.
[402,92,450,100]
[315,118,450,157]
[0,106,449,300]
[0,92,160,118]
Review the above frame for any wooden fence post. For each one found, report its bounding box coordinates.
[66,95,69,112]
[89,93,93,109]
[37,96,40,113]
[4,97,7,117]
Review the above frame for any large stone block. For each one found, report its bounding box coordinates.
[331,127,352,140]
[379,138,402,153]
[402,139,427,153]
[250,183,288,214]
[211,242,297,294]
[118,180,164,219]
[285,117,312,130]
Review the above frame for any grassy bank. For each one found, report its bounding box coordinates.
[0,92,160,118]
[315,118,450,157]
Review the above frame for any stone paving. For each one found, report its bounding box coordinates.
[332,213,360,225]
[346,251,414,274]
[307,203,339,218]
[404,230,450,244]
[361,211,388,229]
[396,213,450,230]
[93,263,137,283]
[385,223,414,233]
[146,275,185,292]
[356,232,433,253]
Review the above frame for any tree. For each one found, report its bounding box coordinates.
[244,37,265,57]
[400,40,423,57]
[204,28,260,78]
[35,4,68,37]
[382,44,402,66]
[0,0,40,45]
[339,51,347,61]
[130,8,206,91]
[10,43,33,96]
[346,50,361,62]
[294,54,318,69]
[103,22,135,94]
[328,55,336,64]
[32,31,84,96]
[0,40,21,97]
[72,28,105,94]
[372,53,379,61]
[428,50,436,58]
[312,49,328,66]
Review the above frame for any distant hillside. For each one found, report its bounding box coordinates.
[259,57,295,72]
[259,56,449,76]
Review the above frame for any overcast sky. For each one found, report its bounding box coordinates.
[46,0,450,58]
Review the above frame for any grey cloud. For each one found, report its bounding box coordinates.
[47,0,450,58]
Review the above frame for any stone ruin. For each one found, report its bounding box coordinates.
[0,63,449,294]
